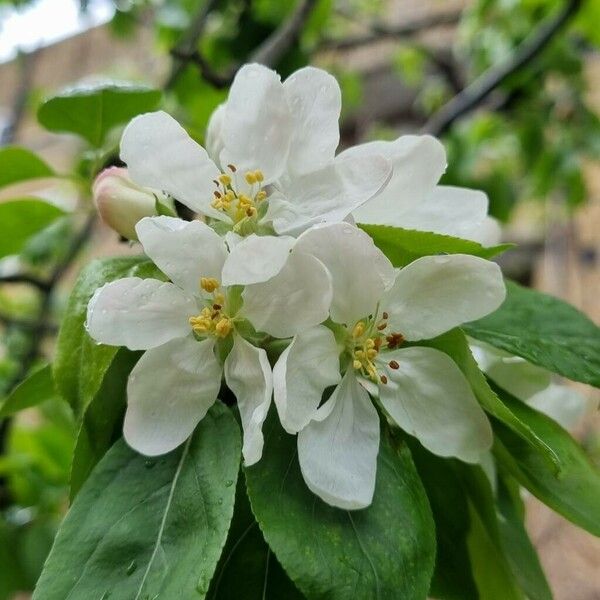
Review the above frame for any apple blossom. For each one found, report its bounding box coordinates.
[93,167,170,240]
[85,215,331,464]
[256,222,506,509]
[470,339,595,430]
[342,136,502,246]
[119,64,392,238]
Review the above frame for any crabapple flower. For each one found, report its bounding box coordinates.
[342,136,501,246]
[85,215,329,464]
[93,167,168,240]
[119,64,391,238]
[470,339,595,430]
[268,222,505,509]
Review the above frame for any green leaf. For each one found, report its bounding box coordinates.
[245,412,436,599]
[496,477,553,600]
[53,256,163,417]
[207,475,303,599]
[492,388,600,536]
[0,147,54,190]
[37,84,162,147]
[421,329,559,469]
[0,198,65,259]
[408,440,478,600]
[0,364,56,418]
[359,223,512,267]
[33,403,241,600]
[465,280,600,387]
[459,465,525,600]
[69,349,141,499]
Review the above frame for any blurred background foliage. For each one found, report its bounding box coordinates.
[0,0,599,597]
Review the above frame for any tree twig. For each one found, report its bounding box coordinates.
[164,0,220,89]
[422,0,582,137]
[0,273,50,292]
[171,0,318,89]
[318,10,461,51]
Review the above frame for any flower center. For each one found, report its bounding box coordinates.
[189,278,233,339]
[347,312,404,383]
[210,164,267,228]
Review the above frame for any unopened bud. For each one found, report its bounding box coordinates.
[93,167,163,240]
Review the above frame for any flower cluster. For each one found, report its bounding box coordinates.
[88,63,508,510]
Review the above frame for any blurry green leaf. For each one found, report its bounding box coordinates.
[408,441,478,600]
[207,475,303,599]
[420,329,559,469]
[496,477,552,600]
[493,388,600,537]
[69,349,140,499]
[245,410,435,599]
[465,280,600,387]
[0,147,54,190]
[0,198,65,259]
[393,45,427,87]
[53,257,163,417]
[0,364,56,418]
[37,84,162,147]
[359,224,512,267]
[33,403,240,600]
[460,465,524,600]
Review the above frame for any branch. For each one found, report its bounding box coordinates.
[318,10,461,51]
[164,0,220,89]
[172,0,318,89]
[0,273,50,292]
[422,0,582,137]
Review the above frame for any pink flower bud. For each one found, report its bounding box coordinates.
[93,167,162,240]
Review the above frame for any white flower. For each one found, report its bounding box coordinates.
[267,222,506,509]
[119,64,391,237]
[85,215,329,464]
[342,136,501,246]
[470,339,595,430]
[93,167,167,240]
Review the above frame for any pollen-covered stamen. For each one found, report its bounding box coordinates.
[190,278,232,339]
[210,164,267,224]
[348,314,405,382]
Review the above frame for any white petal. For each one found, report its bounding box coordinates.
[124,336,221,455]
[242,252,332,338]
[86,277,196,350]
[470,339,551,400]
[270,153,392,235]
[120,111,224,220]
[283,66,341,175]
[273,326,341,434]
[297,370,380,510]
[396,186,489,240]
[224,335,272,465]
[294,222,395,325]
[206,103,226,165]
[378,346,492,462]
[473,217,502,247]
[347,135,447,225]
[382,254,506,341]
[135,216,228,296]
[527,383,595,430]
[221,234,295,286]
[221,64,292,182]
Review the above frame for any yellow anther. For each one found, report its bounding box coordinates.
[352,321,365,338]
[200,277,220,293]
[256,190,267,202]
[214,292,225,305]
[353,359,362,370]
[215,318,232,338]
[254,170,264,183]
[354,350,365,359]
[367,348,378,359]
[238,194,252,207]
[245,171,257,185]
[366,338,375,349]
[219,174,232,186]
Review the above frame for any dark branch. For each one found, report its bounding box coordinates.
[0,273,50,291]
[164,0,220,89]
[422,0,582,137]
[172,0,318,89]
[318,10,461,51]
